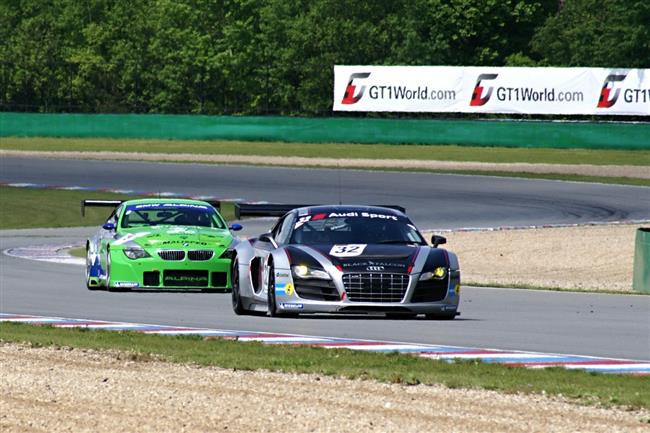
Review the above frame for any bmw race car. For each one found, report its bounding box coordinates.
[231,205,460,319]
[84,198,242,291]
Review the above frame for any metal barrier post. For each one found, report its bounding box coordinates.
[632,228,650,293]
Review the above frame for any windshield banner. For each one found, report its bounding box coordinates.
[333,65,650,116]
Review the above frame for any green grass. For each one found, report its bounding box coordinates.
[0,187,128,229]
[0,186,237,230]
[2,322,649,411]
[3,136,650,166]
[236,163,650,186]
[68,247,85,258]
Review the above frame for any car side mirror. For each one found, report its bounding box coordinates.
[258,233,278,248]
[431,235,446,248]
[102,222,116,231]
[229,223,243,231]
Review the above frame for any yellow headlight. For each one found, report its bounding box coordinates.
[433,267,447,278]
[419,267,448,281]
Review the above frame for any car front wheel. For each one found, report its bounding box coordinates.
[267,262,279,317]
[85,247,100,290]
[231,259,250,315]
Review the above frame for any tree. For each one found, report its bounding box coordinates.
[532,0,650,68]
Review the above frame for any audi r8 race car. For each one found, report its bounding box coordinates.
[84,198,242,291]
[231,205,460,319]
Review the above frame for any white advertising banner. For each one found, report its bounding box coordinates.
[333,65,650,116]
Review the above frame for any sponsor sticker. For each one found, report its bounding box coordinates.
[275,283,294,296]
[113,281,139,288]
[131,203,210,211]
[295,213,400,229]
[330,244,367,257]
[166,227,197,235]
[280,303,304,310]
[447,284,461,296]
[113,232,150,246]
[294,215,312,229]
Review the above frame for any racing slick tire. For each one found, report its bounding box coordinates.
[105,248,124,292]
[231,259,252,315]
[267,262,297,318]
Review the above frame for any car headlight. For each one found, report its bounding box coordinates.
[291,265,331,280]
[219,249,234,259]
[419,267,447,280]
[123,246,151,260]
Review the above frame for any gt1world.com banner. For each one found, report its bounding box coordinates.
[333,65,650,115]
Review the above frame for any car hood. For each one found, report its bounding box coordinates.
[308,243,420,273]
[114,226,233,250]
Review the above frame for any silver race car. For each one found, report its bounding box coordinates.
[231,205,460,319]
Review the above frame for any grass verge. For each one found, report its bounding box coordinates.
[2,322,649,411]
[67,247,85,258]
[244,164,650,187]
[3,137,650,166]
[0,186,236,230]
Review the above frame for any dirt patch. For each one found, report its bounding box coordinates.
[427,224,647,293]
[1,149,647,179]
[1,343,648,433]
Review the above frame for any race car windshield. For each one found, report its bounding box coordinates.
[290,214,426,245]
[121,205,225,229]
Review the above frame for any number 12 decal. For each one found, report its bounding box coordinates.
[329,244,367,257]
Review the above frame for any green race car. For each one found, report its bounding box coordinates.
[84,198,242,291]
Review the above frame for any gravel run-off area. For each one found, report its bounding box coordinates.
[427,223,649,293]
[1,343,649,433]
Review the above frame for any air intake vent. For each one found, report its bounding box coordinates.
[158,250,185,261]
[343,273,409,303]
[188,250,213,261]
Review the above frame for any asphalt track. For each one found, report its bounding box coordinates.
[1,157,649,361]
[2,156,650,229]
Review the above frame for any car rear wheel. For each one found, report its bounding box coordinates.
[231,259,251,315]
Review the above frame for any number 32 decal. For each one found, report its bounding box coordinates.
[329,244,367,257]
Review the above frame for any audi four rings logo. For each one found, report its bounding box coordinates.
[341,72,371,104]
[470,73,498,106]
[366,266,385,271]
[597,74,627,108]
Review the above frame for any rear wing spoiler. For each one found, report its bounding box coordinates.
[234,203,407,219]
[234,204,313,219]
[81,200,123,217]
[81,199,222,216]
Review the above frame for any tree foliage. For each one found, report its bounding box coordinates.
[0,0,646,114]
[531,0,650,68]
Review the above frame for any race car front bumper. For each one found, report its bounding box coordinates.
[108,252,232,291]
